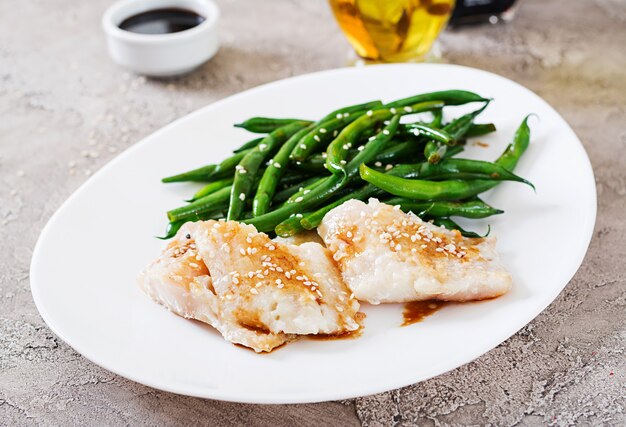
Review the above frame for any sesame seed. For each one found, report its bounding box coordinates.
[342,143,350,150]
[232,277,239,284]
[259,143,268,150]
[346,231,353,238]
[374,161,382,167]
[340,160,347,165]
[250,288,259,295]
[366,110,373,116]
[268,244,275,251]
[314,135,321,142]
[436,247,444,252]
[316,290,323,298]
[383,129,390,135]
[342,113,349,118]
[239,248,246,255]
[358,145,365,151]
[273,162,281,168]
[295,196,304,203]
[395,244,401,251]
[336,305,344,312]
[421,244,427,248]
[333,130,338,137]
[336,113,342,119]
[296,213,303,218]
[299,143,307,149]
[385,164,393,171]
[390,107,397,114]
[404,106,412,112]
[239,193,246,201]
[246,237,252,244]
[319,128,327,133]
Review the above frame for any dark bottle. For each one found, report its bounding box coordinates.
[449,0,519,26]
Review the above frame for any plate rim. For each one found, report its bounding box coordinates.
[30,63,597,404]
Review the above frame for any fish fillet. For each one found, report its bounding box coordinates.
[318,198,512,304]
[139,220,360,352]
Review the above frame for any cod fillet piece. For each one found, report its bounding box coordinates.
[318,199,512,304]
[139,220,360,352]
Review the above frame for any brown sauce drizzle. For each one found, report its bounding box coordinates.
[307,327,363,341]
[402,300,449,326]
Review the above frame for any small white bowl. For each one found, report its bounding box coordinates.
[102,0,219,77]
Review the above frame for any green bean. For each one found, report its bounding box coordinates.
[326,101,443,175]
[162,164,217,183]
[384,198,504,219]
[465,123,496,138]
[343,115,402,179]
[209,149,252,179]
[362,164,510,200]
[158,210,226,240]
[275,214,308,237]
[233,137,263,153]
[430,217,488,238]
[244,116,405,231]
[273,176,322,203]
[285,176,329,204]
[290,115,362,162]
[188,177,234,202]
[430,108,443,127]
[390,158,534,188]
[157,220,186,240]
[278,172,317,186]
[443,145,464,158]
[385,90,490,108]
[320,100,383,122]
[244,175,342,232]
[234,117,306,133]
[425,103,489,163]
[228,121,312,220]
[167,185,231,223]
[300,184,382,230]
[253,124,316,216]
[374,141,424,164]
[403,124,455,145]
[363,116,533,200]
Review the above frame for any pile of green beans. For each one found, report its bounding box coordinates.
[160,90,533,239]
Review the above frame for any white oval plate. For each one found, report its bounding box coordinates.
[30,64,596,404]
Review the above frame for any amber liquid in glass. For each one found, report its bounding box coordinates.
[329,0,455,62]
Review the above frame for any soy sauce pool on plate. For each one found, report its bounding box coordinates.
[119,8,205,34]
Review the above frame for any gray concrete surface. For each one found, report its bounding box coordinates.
[1,0,625,425]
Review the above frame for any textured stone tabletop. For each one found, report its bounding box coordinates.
[1,0,625,425]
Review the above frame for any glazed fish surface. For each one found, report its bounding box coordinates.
[318,198,512,304]
[139,220,360,352]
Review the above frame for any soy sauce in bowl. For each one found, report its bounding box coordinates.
[119,8,205,34]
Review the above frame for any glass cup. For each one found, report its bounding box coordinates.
[329,0,455,63]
